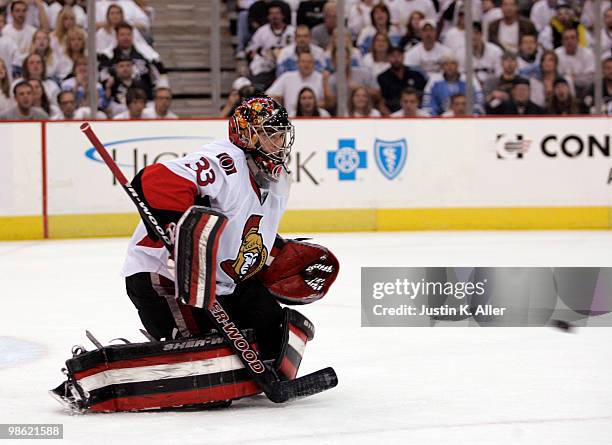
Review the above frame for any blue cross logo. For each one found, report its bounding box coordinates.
[327,139,367,181]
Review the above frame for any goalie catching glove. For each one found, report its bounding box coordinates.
[258,237,339,305]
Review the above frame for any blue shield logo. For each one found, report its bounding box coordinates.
[374,139,407,180]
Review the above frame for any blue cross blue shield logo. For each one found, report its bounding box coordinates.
[374,138,407,180]
[327,139,367,181]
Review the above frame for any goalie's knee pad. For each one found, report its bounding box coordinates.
[50,331,261,413]
[274,308,315,380]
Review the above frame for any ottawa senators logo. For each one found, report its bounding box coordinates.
[221,215,268,283]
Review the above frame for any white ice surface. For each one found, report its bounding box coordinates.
[1,231,611,444]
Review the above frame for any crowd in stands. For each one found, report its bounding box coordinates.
[0,0,609,121]
[229,0,612,117]
[0,0,177,120]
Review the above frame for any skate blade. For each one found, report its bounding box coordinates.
[48,389,84,414]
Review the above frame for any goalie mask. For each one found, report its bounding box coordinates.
[229,95,295,182]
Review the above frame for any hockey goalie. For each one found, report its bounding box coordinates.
[50,95,339,412]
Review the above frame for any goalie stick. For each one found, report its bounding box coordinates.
[80,122,337,403]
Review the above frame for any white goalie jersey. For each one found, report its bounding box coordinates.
[121,139,290,296]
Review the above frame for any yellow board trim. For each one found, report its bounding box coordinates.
[35,206,611,240]
[0,216,44,240]
[279,209,377,232]
[377,207,612,231]
[48,213,141,239]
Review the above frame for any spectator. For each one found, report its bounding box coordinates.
[518,1,532,24]
[442,8,467,54]
[134,0,157,34]
[48,0,86,30]
[483,52,520,110]
[391,87,429,116]
[348,85,381,117]
[324,42,384,114]
[517,33,541,78]
[143,87,178,119]
[530,0,556,33]
[61,56,108,110]
[539,1,591,50]
[441,93,467,116]
[296,0,326,29]
[580,0,612,32]
[29,30,60,80]
[356,4,402,54]
[438,0,482,40]
[51,89,95,119]
[17,53,60,105]
[404,19,451,76]
[348,0,375,39]
[104,54,151,113]
[56,26,86,80]
[235,0,257,58]
[378,46,427,113]
[3,1,39,64]
[581,57,612,114]
[530,49,574,107]
[219,89,242,117]
[276,25,325,76]
[0,57,13,113]
[97,4,123,51]
[0,26,18,76]
[388,0,437,28]
[481,0,503,39]
[6,0,49,30]
[99,22,167,99]
[399,10,424,52]
[238,83,261,98]
[246,2,294,88]
[94,0,152,39]
[422,53,484,116]
[487,77,546,114]
[219,77,252,117]
[546,77,579,114]
[247,0,291,39]
[555,27,595,92]
[295,86,330,116]
[50,6,76,56]
[601,6,612,54]
[311,1,335,49]
[28,78,58,116]
[488,0,536,54]
[457,22,503,86]
[324,30,363,71]
[362,32,391,78]
[267,51,323,116]
[113,86,147,119]
[0,80,49,119]
[96,3,159,63]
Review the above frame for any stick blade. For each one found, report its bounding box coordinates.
[269,367,338,403]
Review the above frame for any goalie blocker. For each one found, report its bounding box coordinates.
[50,308,314,412]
